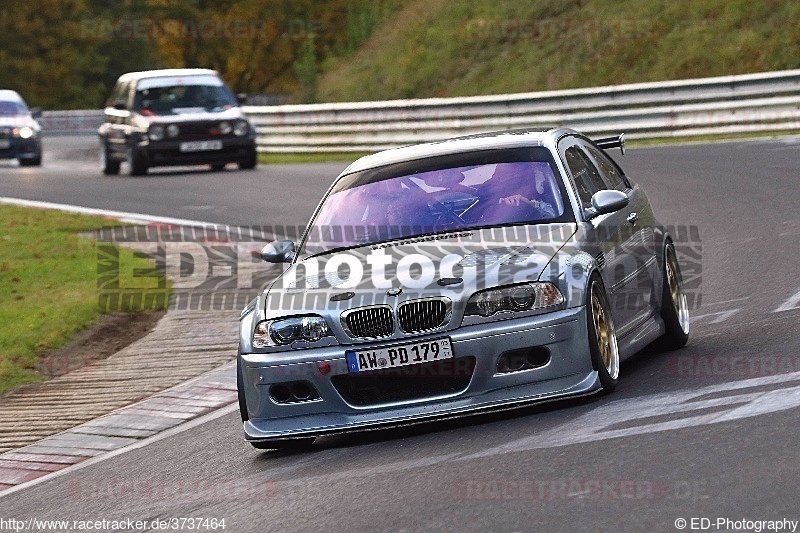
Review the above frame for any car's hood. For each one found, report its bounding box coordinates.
[142,107,245,124]
[0,115,40,130]
[263,223,577,317]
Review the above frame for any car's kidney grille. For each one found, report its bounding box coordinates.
[343,307,394,338]
[397,299,448,333]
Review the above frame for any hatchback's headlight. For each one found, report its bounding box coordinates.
[219,121,232,135]
[233,120,249,136]
[149,125,165,141]
[166,124,180,137]
[15,126,35,139]
[253,316,332,348]
[465,282,564,317]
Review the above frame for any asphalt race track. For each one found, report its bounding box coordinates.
[1,135,800,531]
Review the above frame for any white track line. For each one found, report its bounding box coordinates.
[0,197,219,228]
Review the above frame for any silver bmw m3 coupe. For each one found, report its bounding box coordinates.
[237,128,690,449]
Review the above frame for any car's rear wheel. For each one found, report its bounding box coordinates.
[659,242,690,349]
[587,273,619,393]
[101,144,120,175]
[127,145,148,176]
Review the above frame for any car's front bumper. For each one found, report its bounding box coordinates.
[240,306,599,442]
[142,137,255,166]
[0,137,41,160]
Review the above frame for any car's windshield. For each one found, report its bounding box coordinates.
[132,75,237,115]
[299,147,570,259]
[0,100,28,116]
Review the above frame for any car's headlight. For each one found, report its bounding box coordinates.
[253,316,332,348]
[149,125,165,141]
[464,282,564,317]
[166,124,180,137]
[219,121,232,135]
[233,120,249,136]
[14,127,35,139]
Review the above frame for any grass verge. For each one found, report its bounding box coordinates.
[0,204,169,394]
[258,152,371,165]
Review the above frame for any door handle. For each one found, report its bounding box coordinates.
[627,212,639,225]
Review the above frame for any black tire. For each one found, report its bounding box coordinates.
[127,145,148,176]
[237,357,248,422]
[238,147,257,170]
[19,156,41,167]
[659,242,690,350]
[586,273,619,393]
[249,438,315,451]
[210,163,227,172]
[101,144,120,175]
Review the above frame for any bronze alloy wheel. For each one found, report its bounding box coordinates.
[590,280,619,381]
[666,246,690,335]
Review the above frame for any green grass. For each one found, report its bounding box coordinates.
[258,152,371,165]
[315,0,800,102]
[0,205,169,394]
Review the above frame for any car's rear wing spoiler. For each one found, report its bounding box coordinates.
[594,133,626,155]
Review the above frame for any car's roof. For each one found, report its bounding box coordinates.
[0,89,24,102]
[342,127,575,175]
[115,68,219,83]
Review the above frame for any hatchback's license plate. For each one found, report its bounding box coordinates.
[346,338,452,373]
[179,140,222,152]
[0,140,10,149]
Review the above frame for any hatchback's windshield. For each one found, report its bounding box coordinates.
[133,76,237,115]
[300,149,569,258]
[0,100,28,116]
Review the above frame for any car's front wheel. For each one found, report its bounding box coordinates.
[127,145,148,176]
[238,147,257,170]
[659,242,690,349]
[19,155,41,167]
[587,273,619,393]
[101,143,120,175]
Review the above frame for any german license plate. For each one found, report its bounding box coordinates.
[346,338,452,373]
[0,140,10,149]
[179,140,223,152]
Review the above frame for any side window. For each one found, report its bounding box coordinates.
[585,144,629,192]
[107,81,131,108]
[106,82,123,107]
[564,145,605,209]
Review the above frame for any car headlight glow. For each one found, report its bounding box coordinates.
[149,125,165,141]
[166,124,180,137]
[465,282,564,317]
[233,120,249,136]
[219,121,232,135]
[253,316,332,348]
[16,126,35,139]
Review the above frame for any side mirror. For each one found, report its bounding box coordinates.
[260,240,296,263]
[236,93,248,105]
[589,190,629,216]
[30,107,42,119]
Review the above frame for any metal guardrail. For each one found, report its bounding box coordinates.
[38,110,104,136]
[242,70,800,152]
[40,70,800,150]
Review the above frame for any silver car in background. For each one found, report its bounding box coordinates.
[238,128,690,450]
[0,89,42,166]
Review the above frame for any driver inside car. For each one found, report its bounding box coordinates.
[485,163,557,218]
